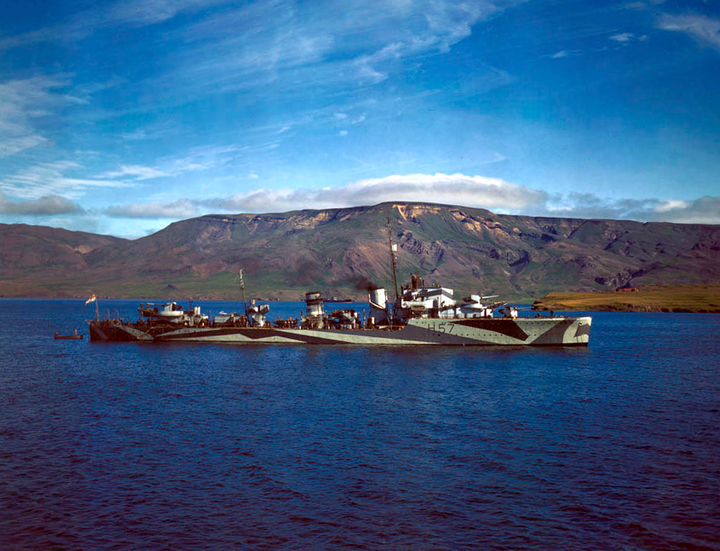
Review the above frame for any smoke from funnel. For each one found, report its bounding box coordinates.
[353,276,380,291]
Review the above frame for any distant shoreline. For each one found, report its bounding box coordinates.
[532,285,720,313]
[4,284,720,314]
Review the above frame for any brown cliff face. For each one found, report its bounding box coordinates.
[0,224,127,297]
[2,203,719,300]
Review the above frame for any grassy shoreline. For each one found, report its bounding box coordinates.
[532,285,720,313]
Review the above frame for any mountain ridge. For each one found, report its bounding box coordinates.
[1,202,719,300]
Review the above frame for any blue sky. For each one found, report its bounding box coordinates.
[1,0,719,237]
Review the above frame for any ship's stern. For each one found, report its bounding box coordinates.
[88,320,153,342]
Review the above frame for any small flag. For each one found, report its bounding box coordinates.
[85,294,97,304]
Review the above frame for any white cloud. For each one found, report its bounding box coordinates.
[341,173,547,210]
[609,32,647,45]
[0,190,83,215]
[101,180,720,225]
[99,172,547,223]
[339,130,348,136]
[537,193,720,224]
[649,196,720,224]
[202,172,548,215]
[610,33,634,43]
[654,199,688,213]
[551,50,569,59]
[105,199,201,219]
[24,166,718,227]
[657,14,720,50]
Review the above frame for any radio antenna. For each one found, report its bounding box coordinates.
[387,217,399,301]
[238,268,248,315]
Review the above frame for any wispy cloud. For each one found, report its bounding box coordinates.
[657,14,720,50]
[119,130,149,141]
[0,0,237,52]
[161,0,522,95]
[609,32,647,43]
[0,76,75,158]
[625,0,666,9]
[106,0,230,27]
[0,135,49,159]
[1,161,135,200]
[99,165,170,181]
[0,190,83,215]
[98,144,248,183]
[117,119,178,142]
[456,66,514,95]
[163,1,337,90]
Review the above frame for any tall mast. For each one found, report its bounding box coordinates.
[387,217,399,301]
[238,268,248,315]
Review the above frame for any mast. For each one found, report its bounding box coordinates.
[86,293,99,320]
[238,268,248,315]
[387,217,399,301]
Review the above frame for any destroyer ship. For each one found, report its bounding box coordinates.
[88,272,592,346]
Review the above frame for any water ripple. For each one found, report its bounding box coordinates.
[0,301,719,550]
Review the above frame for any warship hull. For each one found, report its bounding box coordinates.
[89,316,591,346]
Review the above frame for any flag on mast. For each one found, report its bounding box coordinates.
[85,294,97,304]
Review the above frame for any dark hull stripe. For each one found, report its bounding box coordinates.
[160,328,350,345]
[453,319,530,341]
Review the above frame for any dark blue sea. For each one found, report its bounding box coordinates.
[1,299,719,550]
